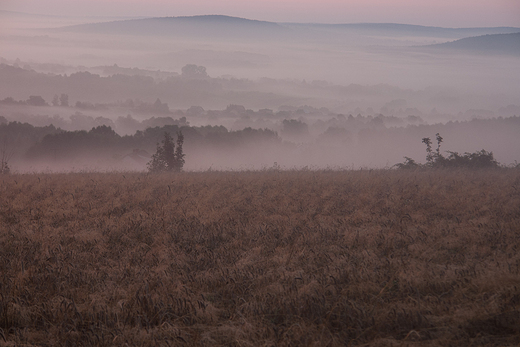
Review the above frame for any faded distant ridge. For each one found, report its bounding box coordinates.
[58,15,520,41]
[59,15,288,39]
[286,22,520,38]
[427,32,520,55]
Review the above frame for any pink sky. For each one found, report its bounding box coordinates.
[2,0,519,27]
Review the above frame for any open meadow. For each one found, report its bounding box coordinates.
[1,169,520,346]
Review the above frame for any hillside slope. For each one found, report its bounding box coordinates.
[57,15,520,43]
[426,32,520,55]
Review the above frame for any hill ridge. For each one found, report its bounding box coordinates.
[56,15,520,42]
[425,32,520,55]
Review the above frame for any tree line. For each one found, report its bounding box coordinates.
[0,121,280,171]
[1,116,519,173]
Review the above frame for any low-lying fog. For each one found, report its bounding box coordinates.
[1,11,519,171]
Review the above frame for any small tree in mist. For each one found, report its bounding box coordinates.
[1,139,14,174]
[52,94,60,106]
[60,94,69,107]
[148,131,185,173]
[422,133,443,167]
[181,64,208,79]
[174,132,185,169]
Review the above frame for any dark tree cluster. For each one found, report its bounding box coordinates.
[147,132,185,172]
[1,96,48,106]
[396,133,500,169]
[2,121,280,170]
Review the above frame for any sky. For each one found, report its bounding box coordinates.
[1,0,519,27]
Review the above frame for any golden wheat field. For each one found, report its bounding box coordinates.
[1,169,520,346]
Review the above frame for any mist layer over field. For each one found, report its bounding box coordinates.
[3,13,519,95]
[0,11,519,171]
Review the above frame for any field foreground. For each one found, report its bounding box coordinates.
[1,169,520,346]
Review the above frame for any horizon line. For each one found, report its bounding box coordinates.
[2,10,520,30]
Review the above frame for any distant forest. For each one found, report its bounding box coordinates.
[2,62,519,119]
[1,61,520,171]
[0,120,278,167]
[1,115,519,171]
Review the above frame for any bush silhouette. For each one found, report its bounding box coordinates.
[396,133,500,169]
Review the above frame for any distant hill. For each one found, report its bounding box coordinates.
[285,22,520,39]
[426,32,520,55]
[57,15,520,42]
[58,15,289,40]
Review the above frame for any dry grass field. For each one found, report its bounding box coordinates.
[1,169,520,346]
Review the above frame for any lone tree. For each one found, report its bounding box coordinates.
[147,131,185,172]
[422,133,443,167]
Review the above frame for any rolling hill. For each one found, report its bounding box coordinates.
[58,15,289,40]
[426,32,520,55]
[56,15,520,43]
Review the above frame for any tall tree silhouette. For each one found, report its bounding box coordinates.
[148,132,185,172]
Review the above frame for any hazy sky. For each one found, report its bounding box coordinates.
[1,0,519,27]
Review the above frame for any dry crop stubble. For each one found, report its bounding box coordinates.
[0,169,519,346]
